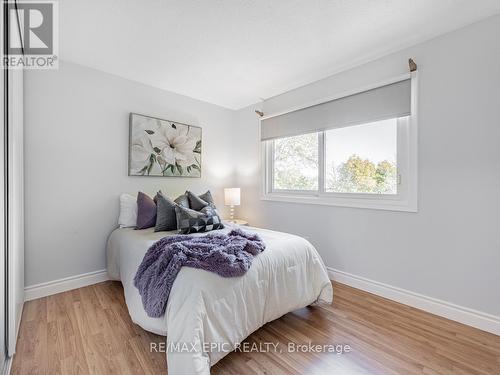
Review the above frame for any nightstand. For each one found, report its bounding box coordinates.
[225,219,249,226]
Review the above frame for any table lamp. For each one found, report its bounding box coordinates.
[224,188,240,222]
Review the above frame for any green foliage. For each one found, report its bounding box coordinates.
[273,133,318,190]
[327,155,397,194]
[193,140,202,154]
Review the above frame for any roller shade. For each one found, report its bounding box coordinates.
[261,79,411,141]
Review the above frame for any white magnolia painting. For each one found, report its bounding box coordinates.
[129,113,202,177]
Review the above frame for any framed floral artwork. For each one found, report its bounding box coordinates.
[129,113,202,177]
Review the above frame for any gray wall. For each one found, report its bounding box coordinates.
[24,15,500,318]
[24,62,237,286]
[234,14,500,316]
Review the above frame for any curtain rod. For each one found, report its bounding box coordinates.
[256,58,418,117]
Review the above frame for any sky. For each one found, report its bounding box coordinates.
[325,118,397,168]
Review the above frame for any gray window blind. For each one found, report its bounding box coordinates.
[261,79,411,141]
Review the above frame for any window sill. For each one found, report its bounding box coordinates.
[260,193,417,212]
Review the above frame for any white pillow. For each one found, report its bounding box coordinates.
[118,193,138,228]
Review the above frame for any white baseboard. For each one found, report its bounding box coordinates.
[328,267,500,336]
[24,269,109,301]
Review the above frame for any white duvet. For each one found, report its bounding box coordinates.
[107,224,333,374]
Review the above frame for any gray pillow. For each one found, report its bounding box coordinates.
[199,190,215,205]
[186,190,210,211]
[174,193,190,208]
[154,193,178,232]
[175,205,224,234]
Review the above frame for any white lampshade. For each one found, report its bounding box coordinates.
[224,188,241,206]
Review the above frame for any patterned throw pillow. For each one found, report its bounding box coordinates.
[174,205,224,234]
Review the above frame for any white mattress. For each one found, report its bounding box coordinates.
[106,224,333,374]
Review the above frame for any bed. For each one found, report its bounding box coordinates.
[106,223,333,375]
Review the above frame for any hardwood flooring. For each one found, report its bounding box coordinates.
[11,281,500,374]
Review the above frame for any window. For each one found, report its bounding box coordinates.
[261,75,418,212]
[324,118,397,194]
[272,133,318,191]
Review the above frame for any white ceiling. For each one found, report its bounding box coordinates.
[60,0,500,109]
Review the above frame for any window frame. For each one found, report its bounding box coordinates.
[260,73,418,212]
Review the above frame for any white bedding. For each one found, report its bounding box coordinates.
[106,224,333,374]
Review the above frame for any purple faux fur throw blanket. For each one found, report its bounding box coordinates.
[134,228,266,317]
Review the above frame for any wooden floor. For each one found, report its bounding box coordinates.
[11,281,500,375]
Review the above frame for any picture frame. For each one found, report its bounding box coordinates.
[128,113,202,177]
